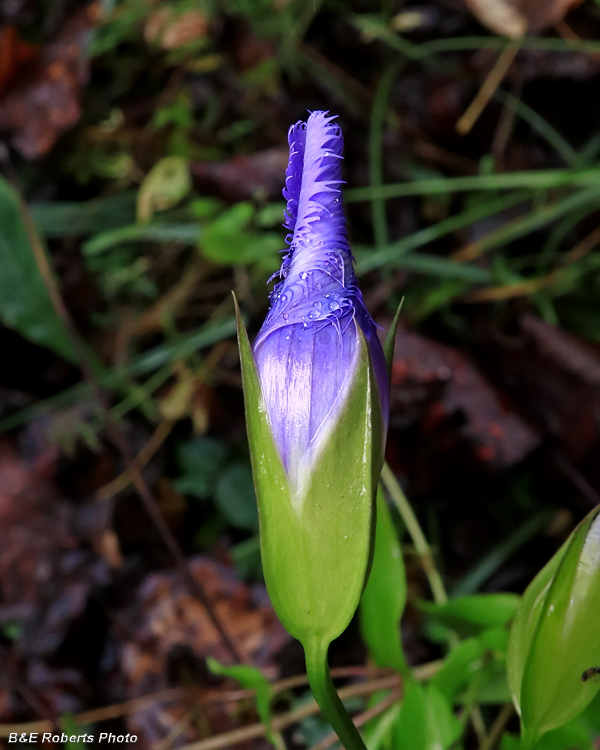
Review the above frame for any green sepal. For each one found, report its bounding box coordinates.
[507,540,568,718]
[383,298,404,380]
[508,506,600,742]
[235,295,383,646]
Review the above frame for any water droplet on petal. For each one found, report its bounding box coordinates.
[328,301,340,311]
[299,271,308,280]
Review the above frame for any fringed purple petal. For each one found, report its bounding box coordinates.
[282,121,306,236]
[254,110,389,478]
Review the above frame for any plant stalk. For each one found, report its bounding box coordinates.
[303,637,367,750]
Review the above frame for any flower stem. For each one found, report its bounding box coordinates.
[303,637,368,750]
[381,462,448,605]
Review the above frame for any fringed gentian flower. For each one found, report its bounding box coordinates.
[253,110,388,487]
[236,110,396,750]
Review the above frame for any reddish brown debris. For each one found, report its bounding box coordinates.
[498,314,600,464]
[190,149,289,202]
[390,325,540,471]
[0,3,99,158]
[117,557,288,747]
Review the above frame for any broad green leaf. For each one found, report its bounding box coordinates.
[420,593,520,636]
[500,735,521,750]
[430,638,484,703]
[580,690,600,733]
[537,720,594,750]
[507,539,568,715]
[201,202,281,269]
[137,156,192,222]
[394,681,461,750]
[0,176,74,360]
[214,462,259,530]
[362,701,400,750]
[360,487,409,676]
[519,509,600,737]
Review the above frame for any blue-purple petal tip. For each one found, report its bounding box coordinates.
[253,110,389,479]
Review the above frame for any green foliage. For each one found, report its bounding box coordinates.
[200,202,282,270]
[207,658,282,748]
[175,436,228,498]
[0,176,74,361]
[393,681,461,750]
[215,462,259,530]
[175,437,258,531]
[419,593,520,637]
[360,488,409,675]
[137,156,193,223]
[509,509,600,746]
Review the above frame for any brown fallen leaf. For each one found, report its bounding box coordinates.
[462,0,585,38]
[0,3,99,158]
[144,6,210,49]
[497,313,600,463]
[0,26,40,100]
[117,557,288,746]
[0,438,112,723]
[190,149,289,202]
[390,324,540,471]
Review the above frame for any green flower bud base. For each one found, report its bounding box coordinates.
[236,297,386,750]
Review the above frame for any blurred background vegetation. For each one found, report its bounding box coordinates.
[2,0,600,748]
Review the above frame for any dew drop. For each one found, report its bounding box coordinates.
[308,311,320,320]
[283,313,289,320]
[328,301,340,311]
[299,271,308,280]
[313,301,321,308]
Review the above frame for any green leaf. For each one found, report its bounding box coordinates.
[137,156,192,223]
[201,203,281,269]
[31,193,137,237]
[214,461,259,530]
[0,176,74,360]
[419,594,520,636]
[174,437,227,498]
[518,509,600,738]
[537,720,594,750]
[360,487,409,675]
[207,658,279,747]
[394,681,461,750]
[500,735,522,750]
[431,638,484,703]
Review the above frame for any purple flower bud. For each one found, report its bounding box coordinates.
[253,111,388,482]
